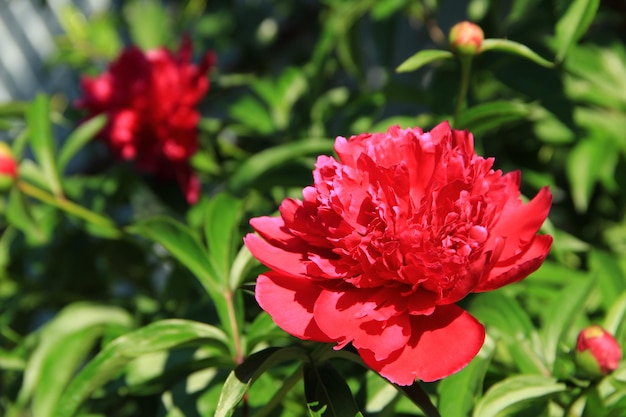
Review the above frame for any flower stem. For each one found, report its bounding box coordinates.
[17,181,120,235]
[224,289,244,364]
[452,55,473,128]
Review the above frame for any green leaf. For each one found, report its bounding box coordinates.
[438,336,495,417]
[590,250,626,310]
[304,362,363,417]
[554,0,600,62]
[215,346,310,417]
[396,50,454,73]
[456,101,531,134]
[604,291,626,337]
[481,39,554,68]
[228,139,335,193]
[472,375,566,417]
[6,186,47,244]
[17,303,133,417]
[53,319,229,417]
[127,216,219,295]
[204,193,243,285]
[58,115,107,173]
[540,276,595,369]
[27,94,63,196]
[123,0,172,50]
[566,137,606,213]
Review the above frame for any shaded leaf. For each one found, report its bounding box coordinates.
[304,362,363,417]
[215,346,310,417]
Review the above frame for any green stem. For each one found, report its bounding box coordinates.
[224,290,244,364]
[452,55,473,128]
[252,365,303,417]
[17,181,120,234]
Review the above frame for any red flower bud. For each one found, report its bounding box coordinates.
[449,21,484,55]
[0,142,17,190]
[575,325,622,378]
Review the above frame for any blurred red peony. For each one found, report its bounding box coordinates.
[76,38,215,203]
[244,122,553,385]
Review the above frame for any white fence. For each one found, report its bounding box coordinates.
[0,0,110,102]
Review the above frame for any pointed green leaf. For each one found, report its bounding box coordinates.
[204,193,243,284]
[215,346,310,417]
[123,0,172,50]
[540,276,595,369]
[27,94,63,196]
[58,115,107,173]
[17,303,133,417]
[53,319,229,417]
[396,50,454,73]
[472,375,566,417]
[438,336,494,417]
[127,216,219,295]
[456,101,531,134]
[228,139,335,193]
[604,291,626,337]
[304,363,363,417]
[481,39,554,68]
[566,137,606,213]
[555,0,600,62]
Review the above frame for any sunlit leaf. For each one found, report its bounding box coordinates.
[27,94,63,197]
[481,39,553,68]
[204,193,243,285]
[472,375,566,417]
[396,50,454,73]
[554,0,600,62]
[58,115,107,173]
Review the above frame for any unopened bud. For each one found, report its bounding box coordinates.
[575,325,622,378]
[0,142,17,191]
[449,21,484,55]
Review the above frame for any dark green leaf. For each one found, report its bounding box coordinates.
[396,50,454,73]
[53,319,229,417]
[127,216,219,295]
[456,101,531,134]
[472,375,566,417]
[228,139,335,193]
[58,115,107,173]
[27,94,63,196]
[481,39,554,68]
[304,362,363,417]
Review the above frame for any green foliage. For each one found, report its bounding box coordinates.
[0,0,624,416]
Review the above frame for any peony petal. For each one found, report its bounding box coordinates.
[243,234,309,278]
[255,272,334,342]
[489,186,552,259]
[358,304,485,384]
[314,288,411,360]
[249,216,310,252]
[475,234,553,292]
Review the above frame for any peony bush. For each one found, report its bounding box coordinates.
[1,1,626,417]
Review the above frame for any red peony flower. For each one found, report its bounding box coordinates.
[76,37,215,204]
[244,122,553,385]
